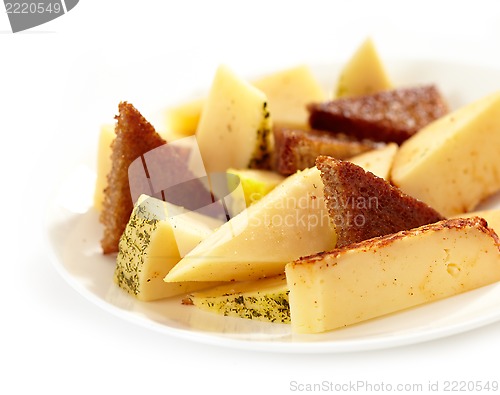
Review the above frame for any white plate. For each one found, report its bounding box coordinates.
[46,60,500,353]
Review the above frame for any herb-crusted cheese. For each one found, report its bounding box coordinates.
[247,102,273,169]
[114,194,222,301]
[185,275,290,323]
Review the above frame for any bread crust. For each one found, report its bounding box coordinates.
[100,102,166,254]
[316,155,444,248]
[308,85,448,144]
[273,126,379,175]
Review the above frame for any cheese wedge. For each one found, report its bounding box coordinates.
[391,91,500,217]
[335,37,392,98]
[165,167,337,282]
[115,194,222,301]
[185,274,290,323]
[164,98,204,136]
[454,209,500,234]
[349,143,398,180]
[286,217,500,333]
[93,124,115,211]
[163,65,325,135]
[227,168,285,207]
[253,65,325,128]
[196,65,272,173]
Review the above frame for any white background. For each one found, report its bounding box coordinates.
[2,1,500,394]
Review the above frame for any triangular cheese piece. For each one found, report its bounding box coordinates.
[335,37,392,98]
[196,65,272,173]
[391,91,500,216]
[165,167,337,282]
[349,142,398,180]
[253,65,325,128]
[316,155,444,248]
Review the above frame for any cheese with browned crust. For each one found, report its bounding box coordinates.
[286,217,500,333]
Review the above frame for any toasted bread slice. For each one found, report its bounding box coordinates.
[273,126,379,175]
[316,155,444,247]
[308,85,448,144]
[100,102,167,254]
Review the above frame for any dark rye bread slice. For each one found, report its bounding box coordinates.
[308,85,448,145]
[273,126,379,175]
[100,102,166,254]
[316,155,444,248]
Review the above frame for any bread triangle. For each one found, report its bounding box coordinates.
[316,155,444,247]
[100,102,166,254]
